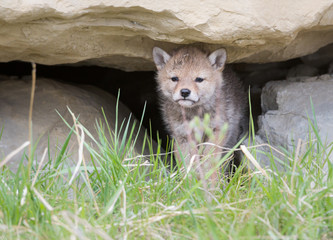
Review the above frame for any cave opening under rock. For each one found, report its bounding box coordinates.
[0,43,332,149]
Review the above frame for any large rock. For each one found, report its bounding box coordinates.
[0,76,148,171]
[257,74,333,170]
[0,1,332,71]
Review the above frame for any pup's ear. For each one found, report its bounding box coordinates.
[153,47,171,70]
[208,48,227,71]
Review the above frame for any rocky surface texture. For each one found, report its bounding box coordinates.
[0,76,148,171]
[0,1,332,71]
[256,74,333,171]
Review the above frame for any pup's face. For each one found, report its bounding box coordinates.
[153,47,226,108]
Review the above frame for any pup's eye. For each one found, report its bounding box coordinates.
[171,77,179,82]
[195,77,204,83]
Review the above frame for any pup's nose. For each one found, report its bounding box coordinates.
[180,88,191,98]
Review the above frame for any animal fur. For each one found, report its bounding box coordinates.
[153,46,248,168]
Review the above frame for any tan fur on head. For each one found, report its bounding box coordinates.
[153,47,227,108]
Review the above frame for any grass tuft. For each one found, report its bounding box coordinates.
[0,98,332,239]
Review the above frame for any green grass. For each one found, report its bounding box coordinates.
[0,105,332,240]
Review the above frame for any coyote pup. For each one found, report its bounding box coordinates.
[153,46,247,167]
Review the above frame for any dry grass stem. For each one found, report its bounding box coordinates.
[32,147,48,186]
[32,187,54,211]
[0,141,30,168]
[28,62,37,177]
[20,187,28,206]
[69,110,100,215]
[68,125,85,186]
[170,155,196,194]
[291,138,302,191]
[121,184,127,240]
[240,144,270,179]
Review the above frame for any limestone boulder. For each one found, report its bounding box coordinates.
[0,1,332,71]
[257,74,333,171]
[0,76,149,172]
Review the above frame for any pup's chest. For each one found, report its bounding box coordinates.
[171,114,226,140]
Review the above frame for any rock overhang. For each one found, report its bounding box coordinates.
[0,1,332,71]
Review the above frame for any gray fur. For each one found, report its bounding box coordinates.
[153,46,248,166]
